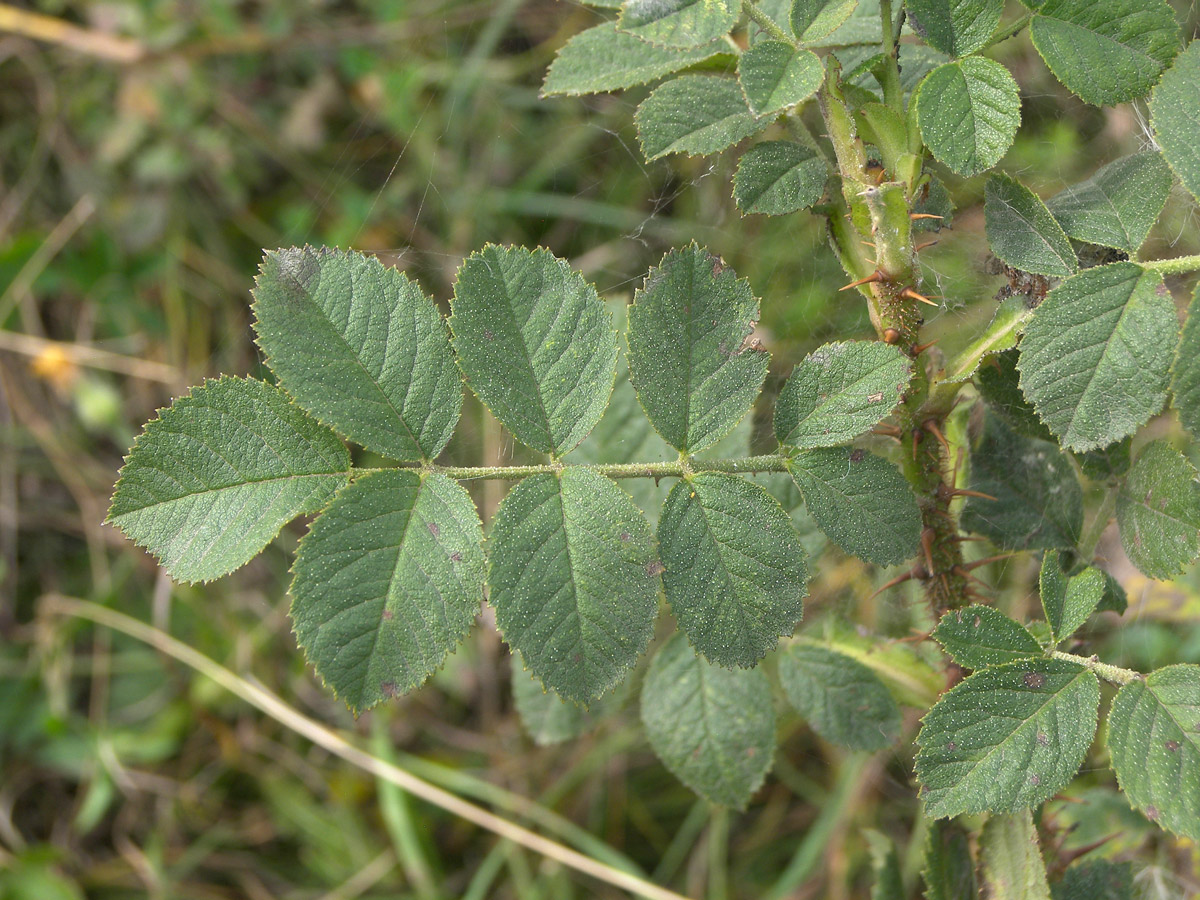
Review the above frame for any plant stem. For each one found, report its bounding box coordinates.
[365,454,793,482]
[981,12,1032,49]
[741,0,795,45]
[1049,650,1141,686]
[877,0,904,112]
[1142,254,1200,276]
[43,596,693,900]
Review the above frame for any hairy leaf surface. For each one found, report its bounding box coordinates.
[774,341,911,450]
[1117,440,1200,579]
[627,244,768,452]
[906,0,1004,57]
[916,57,1020,176]
[922,821,978,900]
[511,657,589,745]
[658,473,807,668]
[542,21,723,96]
[1150,40,1200,205]
[790,0,860,43]
[733,141,827,215]
[1039,551,1104,643]
[252,247,461,461]
[1172,284,1200,440]
[786,447,921,565]
[933,606,1043,670]
[618,0,739,48]
[916,658,1100,818]
[979,811,1052,900]
[290,470,485,713]
[108,377,350,583]
[1045,151,1173,253]
[984,174,1077,278]
[1029,0,1180,106]
[1107,664,1200,841]
[489,468,659,703]
[450,245,618,455]
[640,634,775,808]
[977,349,1054,441]
[779,643,900,750]
[1018,263,1175,452]
[1050,861,1134,900]
[738,42,823,117]
[636,75,767,159]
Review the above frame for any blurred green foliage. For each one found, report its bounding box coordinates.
[2,1,1199,897]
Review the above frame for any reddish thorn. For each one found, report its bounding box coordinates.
[920,528,937,575]
[840,270,884,292]
[924,420,951,454]
[861,240,877,248]
[960,553,1018,572]
[951,488,998,502]
[914,239,939,252]
[869,567,920,599]
[910,213,943,220]
[912,339,938,354]
[901,287,940,307]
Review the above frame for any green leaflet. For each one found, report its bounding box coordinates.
[1172,285,1200,439]
[774,341,911,450]
[658,473,807,668]
[627,244,768,453]
[977,349,1054,441]
[979,811,1052,900]
[290,470,486,714]
[1107,664,1200,841]
[790,0,860,43]
[915,658,1100,818]
[251,247,462,461]
[733,140,828,216]
[865,830,903,900]
[922,820,978,900]
[1151,40,1200,205]
[449,245,618,456]
[541,21,723,97]
[1018,263,1176,453]
[1075,437,1132,482]
[778,643,900,751]
[943,296,1028,384]
[510,656,590,746]
[488,468,659,704]
[933,605,1043,670]
[1045,151,1173,254]
[1030,0,1180,107]
[961,416,1083,550]
[640,634,775,808]
[916,57,1021,177]
[1050,861,1134,900]
[984,173,1077,278]
[618,0,739,49]
[786,447,921,566]
[906,0,1004,57]
[635,75,767,160]
[107,377,349,584]
[737,42,823,117]
[1039,551,1104,643]
[1116,440,1200,579]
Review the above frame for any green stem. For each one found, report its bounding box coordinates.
[1049,650,1141,686]
[741,0,795,45]
[877,0,904,112]
[1141,254,1200,276]
[363,454,792,482]
[981,12,1032,50]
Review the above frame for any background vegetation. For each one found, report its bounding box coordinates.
[2,1,1199,897]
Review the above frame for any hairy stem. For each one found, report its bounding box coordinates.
[1049,650,1141,686]
[366,454,793,482]
[1141,254,1200,275]
[981,12,1033,49]
[741,0,795,45]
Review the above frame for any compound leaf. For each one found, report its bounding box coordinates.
[738,41,823,117]
[108,377,350,583]
[1107,664,1200,841]
[915,658,1101,818]
[641,634,775,808]
[906,0,1004,57]
[489,468,659,703]
[627,244,768,452]
[450,245,618,456]
[618,0,739,48]
[1039,552,1105,642]
[916,57,1020,177]
[1018,263,1176,452]
[779,642,900,750]
[774,341,912,450]
[1051,860,1134,900]
[733,140,828,215]
[933,605,1043,670]
[511,656,590,746]
[961,416,1083,550]
[658,473,807,667]
[252,247,461,461]
[1150,40,1200,205]
[290,470,485,714]
[1116,440,1200,579]
[1173,285,1200,439]
[542,21,723,96]
[1046,151,1173,254]
[922,820,978,900]
[787,447,921,566]
[636,75,767,160]
[1029,0,1180,107]
[790,0,860,43]
[984,173,1077,278]
[979,811,1052,900]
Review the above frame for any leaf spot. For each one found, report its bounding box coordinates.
[382,609,394,621]
[1023,671,1045,688]
[646,560,666,578]
[1029,774,1040,786]
[1166,739,1180,752]
[380,681,398,698]
[867,391,884,403]
[849,449,866,463]
[428,522,440,537]
[1145,804,1159,821]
